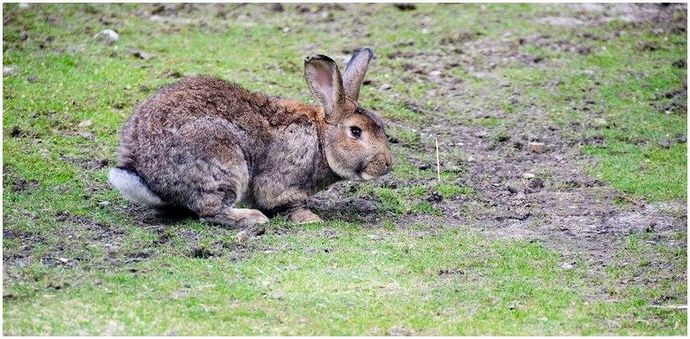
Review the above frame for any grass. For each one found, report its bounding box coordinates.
[3,3,687,335]
[500,16,688,200]
[5,222,685,335]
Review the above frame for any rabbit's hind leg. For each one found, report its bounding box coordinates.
[184,152,269,228]
[186,159,269,227]
[200,208,269,227]
[174,120,269,228]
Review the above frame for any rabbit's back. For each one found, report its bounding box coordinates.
[118,76,321,170]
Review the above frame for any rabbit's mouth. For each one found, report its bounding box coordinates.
[354,161,367,181]
[355,161,382,181]
[358,154,392,180]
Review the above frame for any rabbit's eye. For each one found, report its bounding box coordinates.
[350,126,362,138]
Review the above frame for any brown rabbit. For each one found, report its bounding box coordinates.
[109,48,392,226]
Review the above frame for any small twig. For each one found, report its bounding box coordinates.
[435,137,441,184]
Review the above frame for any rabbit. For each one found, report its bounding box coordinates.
[109,48,392,227]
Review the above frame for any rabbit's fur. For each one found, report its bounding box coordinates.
[109,48,392,226]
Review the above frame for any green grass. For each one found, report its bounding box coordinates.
[500,17,688,200]
[436,183,474,199]
[3,3,687,335]
[5,223,685,335]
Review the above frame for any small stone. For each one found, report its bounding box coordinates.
[98,201,111,207]
[268,291,285,300]
[675,134,686,144]
[379,83,392,91]
[672,59,686,69]
[27,74,39,83]
[418,163,431,170]
[527,142,545,153]
[560,262,574,270]
[78,120,93,128]
[319,11,334,22]
[4,65,19,76]
[93,29,119,45]
[429,70,442,77]
[522,172,536,179]
[19,3,30,9]
[282,27,290,33]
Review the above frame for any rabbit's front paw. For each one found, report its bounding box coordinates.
[288,209,323,224]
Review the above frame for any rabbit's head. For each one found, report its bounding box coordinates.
[304,48,392,181]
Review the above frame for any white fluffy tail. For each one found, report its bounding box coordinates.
[108,168,166,207]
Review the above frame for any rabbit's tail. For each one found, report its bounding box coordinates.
[108,167,166,207]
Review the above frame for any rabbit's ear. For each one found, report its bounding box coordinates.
[343,48,374,101]
[304,54,345,120]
